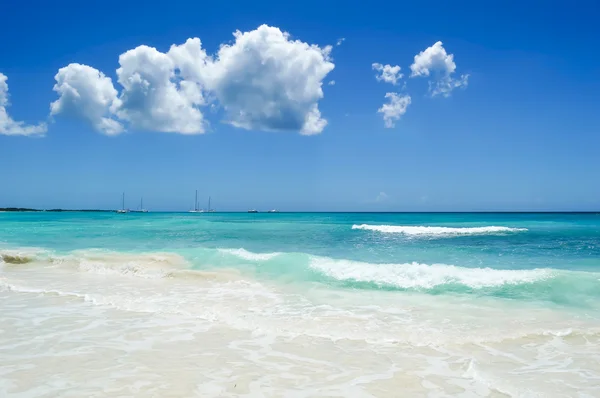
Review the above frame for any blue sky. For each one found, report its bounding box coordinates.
[1,0,599,211]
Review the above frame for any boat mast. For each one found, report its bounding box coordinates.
[141,197,143,210]
[208,196,211,211]
[122,192,125,210]
[195,190,198,211]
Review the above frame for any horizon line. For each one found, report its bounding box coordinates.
[1,208,599,214]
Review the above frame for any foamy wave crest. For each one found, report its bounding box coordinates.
[309,257,552,289]
[352,224,528,236]
[218,248,281,261]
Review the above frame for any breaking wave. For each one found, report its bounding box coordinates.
[1,248,188,279]
[217,248,281,261]
[308,257,552,289]
[352,224,528,236]
[3,246,600,305]
[0,247,48,265]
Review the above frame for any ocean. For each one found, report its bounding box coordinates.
[1,212,600,397]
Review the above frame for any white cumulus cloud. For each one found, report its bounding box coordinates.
[50,64,123,135]
[0,73,47,136]
[372,63,403,85]
[197,25,334,135]
[51,48,206,135]
[378,92,411,128]
[115,44,205,134]
[410,41,468,97]
[336,38,345,46]
[50,25,334,136]
[328,80,336,86]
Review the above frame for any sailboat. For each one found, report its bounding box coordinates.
[189,190,203,213]
[116,193,129,213]
[207,196,216,213]
[132,197,148,213]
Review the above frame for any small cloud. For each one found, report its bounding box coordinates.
[377,92,411,128]
[372,63,403,85]
[328,80,335,86]
[375,192,389,202]
[336,38,345,46]
[429,74,469,98]
[409,41,468,97]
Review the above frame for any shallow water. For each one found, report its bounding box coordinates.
[1,212,600,396]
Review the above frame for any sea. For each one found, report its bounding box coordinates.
[1,211,600,397]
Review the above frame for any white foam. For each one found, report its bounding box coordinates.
[0,278,85,298]
[309,257,552,289]
[218,248,281,261]
[352,224,528,236]
[462,359,520,397]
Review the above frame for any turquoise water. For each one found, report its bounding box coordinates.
[2,211,600,308]
[3,211,600,396]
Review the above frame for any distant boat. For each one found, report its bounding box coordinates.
[207,196,216,213]
[248,209,259,213]
[132,197,148,213]
[116,193,129,214]
[189,190,203,213]
[267,209,279,213]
